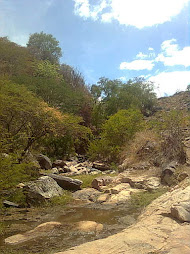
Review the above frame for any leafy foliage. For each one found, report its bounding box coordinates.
[88,109,143,162]
[27,32,62,64]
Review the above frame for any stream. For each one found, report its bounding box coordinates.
[0,202,140,254]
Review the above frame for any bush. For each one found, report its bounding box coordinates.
[88,109,143,162]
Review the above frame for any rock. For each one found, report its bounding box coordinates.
[144,177,161,191]
[52,160,66,168]
[37,154,52,170]
[76,221,103,233]
[119,173,161,191]
[54,184,190,254]
[109,190,131,203]
[3,200,19,208]
[48,174,82,191]
[5,221,62,245]
[161,161,178,186]
[96,193,110,203]
[171,201,190,222]
[24,176,63,205]
[73,188,101,202]
[92,162,110,171]
[51,167,59,174]
[16,183,25,189]
[91,176,114,191]
[178,172,189,182]
[110,183,131,194]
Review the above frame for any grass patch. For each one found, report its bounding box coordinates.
[71,173,102,188]
[47,190,73,206]
[0,222,6,235]
[129,188,167,212]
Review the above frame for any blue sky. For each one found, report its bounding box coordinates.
[0,0,190,97]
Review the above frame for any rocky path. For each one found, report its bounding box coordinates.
[55,180,190,254]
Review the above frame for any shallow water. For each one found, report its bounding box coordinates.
[0,204,139,254]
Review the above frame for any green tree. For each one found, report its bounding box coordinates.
[27,32,62,64]
[88,109,143,162]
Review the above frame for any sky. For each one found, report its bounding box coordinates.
[0,0,190,97]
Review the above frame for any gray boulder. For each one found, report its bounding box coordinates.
[48,174,82,191]
[24,176,63,205]
[37,154,52,170]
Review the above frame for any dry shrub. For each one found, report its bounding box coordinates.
[120,130,161,169]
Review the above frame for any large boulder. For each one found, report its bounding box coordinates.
[171,201,190,222]
[24,176,63,205]
[37,154,52,170]
[48,174,82,191]
[5,221,62,245]
[161,161,178,186]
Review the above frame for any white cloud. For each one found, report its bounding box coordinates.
[73,0,189,28]
[120,60,154,70]
[156,39,190,67]
[136,52,148,59]
[148,47,154,51]
[74,0,107,20]
[149,71,190,97]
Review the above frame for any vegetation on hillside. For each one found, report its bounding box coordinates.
[2,32,188,200]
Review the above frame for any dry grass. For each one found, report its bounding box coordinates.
[120,130,161,169]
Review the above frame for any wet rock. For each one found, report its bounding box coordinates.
[5,221,62,245]
[73,188,101,202]
[48,174,82,191]
[76,221,103,233]
[37,154,52,170]
[3,200,19,208]
[171,201,190,222]
[24,176,63,205]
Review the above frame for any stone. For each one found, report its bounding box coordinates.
[144,177,161,191]
[5,221,62,245]
[171,201,190,222]
[73,188,101,202]
[92,162,110,171]
[3,200,19,208]
[36,154,52,170]
[24,176,63,205]
[52,160,66,168]
[53,185,190,254]
[76,221,103,233]
[48,174,82,191]
[110,183,131,194]
[91,176,114,191]
[96,193,110,203]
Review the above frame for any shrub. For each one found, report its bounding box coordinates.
[88,109,143,162]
